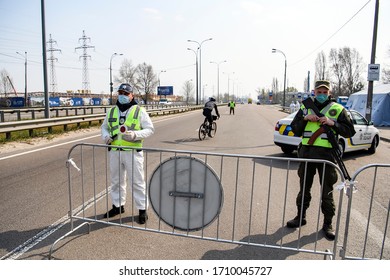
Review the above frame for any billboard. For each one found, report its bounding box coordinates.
[0,97,25,107]
[157,86,173,95]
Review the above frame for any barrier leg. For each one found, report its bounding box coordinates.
[48,222,90,260]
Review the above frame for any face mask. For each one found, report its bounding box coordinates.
[118,95,130,104]
[315,94,328,104]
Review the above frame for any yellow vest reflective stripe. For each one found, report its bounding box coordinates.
[108,105,143,149]
[301,102,343,148]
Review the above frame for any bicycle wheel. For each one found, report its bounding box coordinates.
[198,123,207,140]
[210,122,217,137]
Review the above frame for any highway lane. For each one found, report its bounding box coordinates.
[0,104,389,260]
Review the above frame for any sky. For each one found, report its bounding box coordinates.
[1,0,389,99]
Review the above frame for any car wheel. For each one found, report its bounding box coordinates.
[281,146,295,154]
[368,135,378,154]
[338,140,345,158]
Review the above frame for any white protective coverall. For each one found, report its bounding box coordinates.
[289,101,296,113]
[101,105,154,210]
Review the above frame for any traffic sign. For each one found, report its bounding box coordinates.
[367,64,380,81]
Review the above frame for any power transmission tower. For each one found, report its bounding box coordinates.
[47,34,61,96]
[75,30,95,93]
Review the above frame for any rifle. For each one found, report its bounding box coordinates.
[302,97,351,181]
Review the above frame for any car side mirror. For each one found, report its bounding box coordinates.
[368,121,374,126]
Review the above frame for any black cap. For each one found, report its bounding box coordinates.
[118,83,133,93]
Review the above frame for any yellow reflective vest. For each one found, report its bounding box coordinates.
[301,102,343,148]
[107,105,143,149]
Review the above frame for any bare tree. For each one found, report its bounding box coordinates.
[382,46,390,84]
[340,47,364,95]
[135,62,158,104]
[314,51,328,81]
[181,80,194,105]
[271,77,279,103]
[262,88,269,101]
[287,86,298,92]
[383,68,390,84]
[255,87,269,103]
[115,59,137,89]
[329,48,345,96]
[0,69,12,97]
[328,47,365,97]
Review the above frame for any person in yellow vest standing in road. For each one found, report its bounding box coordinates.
[287,80,355,240]
[228,100,235,115]
[101,83,155,224]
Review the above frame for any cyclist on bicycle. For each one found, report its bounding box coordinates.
[203,97,220,137]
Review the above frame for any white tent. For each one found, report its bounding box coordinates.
[346,83,390,127]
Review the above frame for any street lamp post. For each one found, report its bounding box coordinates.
[232,78,238,98]
[223,71,235,102]
[16,51,27,106]
[187,48,198,105]
[110,52,123,105]
[188,38,212,104]
[158,70,167,102]
[272,48,287,109]
[158,70,166,86]
[210,60,226,102]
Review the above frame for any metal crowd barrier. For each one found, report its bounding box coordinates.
[340,163,390,260]
[49,143,389,260]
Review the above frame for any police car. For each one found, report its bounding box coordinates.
[273,109,380,157]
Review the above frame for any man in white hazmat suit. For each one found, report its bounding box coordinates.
[101,83,154,224]
[290,101,296,113]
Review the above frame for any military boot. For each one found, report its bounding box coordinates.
[323,218,335,240]
[286,209,307,228]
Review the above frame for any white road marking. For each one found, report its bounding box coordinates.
[0,188,109,260]
[0,111,199,259]
[0,135,98,161]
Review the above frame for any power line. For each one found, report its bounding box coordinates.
[291,0,372,66]
[165,63,195,71]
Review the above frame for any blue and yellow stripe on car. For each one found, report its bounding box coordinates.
[278,124,295,136]
[346,137,370,149]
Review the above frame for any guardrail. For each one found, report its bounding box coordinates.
[0,106,109,122]
[0,104,188,122]
[0,105,204,140]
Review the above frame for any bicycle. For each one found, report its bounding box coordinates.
[198,115,217,140]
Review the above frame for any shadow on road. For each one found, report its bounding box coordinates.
[201,226,330,260]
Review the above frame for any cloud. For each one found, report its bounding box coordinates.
[174,14,185,22]
[240,0,264,17]
[143,8,162,20]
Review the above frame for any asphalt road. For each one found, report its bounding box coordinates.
[0,104,389,261]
